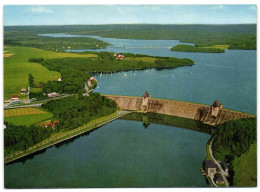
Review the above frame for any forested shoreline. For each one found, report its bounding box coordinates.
[4,93,118,158]
[28,52,194,95]
[212,118,257,187]
[4,24,256,50]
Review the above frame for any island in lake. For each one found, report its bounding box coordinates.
[3,4,257,189]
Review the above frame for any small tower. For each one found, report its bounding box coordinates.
[142,91,151,111]
[211,100,223,117]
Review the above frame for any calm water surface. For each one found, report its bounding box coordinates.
[5,34,256,188]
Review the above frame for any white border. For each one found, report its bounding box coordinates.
[0,0,259,192]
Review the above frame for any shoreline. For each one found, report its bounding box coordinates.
[4,110,131,164]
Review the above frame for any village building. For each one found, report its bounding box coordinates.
[214,173,225,184]
[36,84,42,88]
[142,91,151,111]
[211,100,223,117]
[45,121,59,129]
[47,92,59,98]
[204,160,220,176]
[11,95,20,101]
[114,53,125,60]
[20,88,27,95]
[58,77,62,82]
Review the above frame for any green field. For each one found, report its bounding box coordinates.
[4,107,46,117]
[4,111,53,126]
[4,107,53,126]
[4,46,98,99]
[171,44,225,53]
[232,143,257,187]
[202,45,229,50]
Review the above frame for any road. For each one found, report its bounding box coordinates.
[4,94,73,109]
[208,135,229,187]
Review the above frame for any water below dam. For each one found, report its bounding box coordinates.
[4,34,256,188]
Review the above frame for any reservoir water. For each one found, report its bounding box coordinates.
[5,34,256,188]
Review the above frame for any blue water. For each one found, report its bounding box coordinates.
[5,120,210,188]
[56,34,255,115]
[5,34,256,188]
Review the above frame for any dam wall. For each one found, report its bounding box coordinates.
[104,95,255,126]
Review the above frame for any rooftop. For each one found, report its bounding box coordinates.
[205,160,218,169]
[143,91,149,98]
[212,100,222,107]
[215,173,224,182]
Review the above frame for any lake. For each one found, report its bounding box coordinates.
[4,34,256,188]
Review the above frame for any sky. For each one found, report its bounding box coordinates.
[3,4,257,26]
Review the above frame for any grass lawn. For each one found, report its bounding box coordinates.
[4,107,53,126]
[4,113,53,126]
[202,45,229,50]
[30,88,43,93]
[4,46,98,99]
[125,56,157,63]
[232,143,257,187]
[4,107,46,117]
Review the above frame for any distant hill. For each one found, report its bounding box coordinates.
[4,24,256,50]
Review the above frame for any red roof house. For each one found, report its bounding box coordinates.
[11,95,20,100]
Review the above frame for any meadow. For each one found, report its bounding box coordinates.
[171,44,225,53]
[4,46,98,99]
[4,107,53,126]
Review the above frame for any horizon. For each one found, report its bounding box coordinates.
[4,23,257,27]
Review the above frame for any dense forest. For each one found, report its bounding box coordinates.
[4,24,256,50]
[4,93,117,157]
[4,31,109,51]
[42,92,117,130]
[171,44,225,53]
[212,117,256,186]
[29,52,193,94]
[4,123,54,157]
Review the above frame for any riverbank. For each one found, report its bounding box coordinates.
[4,110,131,164]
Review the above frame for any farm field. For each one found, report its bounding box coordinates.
[4,46,98,99]
[4,107,46,117]
[4,107,53,126]
[202,45,229,50]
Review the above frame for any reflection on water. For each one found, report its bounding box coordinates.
[5,118,211,188]
[120,112,215,135]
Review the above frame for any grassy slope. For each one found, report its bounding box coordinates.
[232,143,257,187]
[4,107,46,117]
[4,46,98,99]
[202,45,229,50]
[4,113,53,126]
[4,107,53,126]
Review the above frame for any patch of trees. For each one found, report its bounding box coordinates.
[212,117,256,162]
[212,117,256,186]
[29,58,44,63]
[28,73,34,87]
[4,122,54,157]
[42,92,117,130]
[171,44,225,53]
